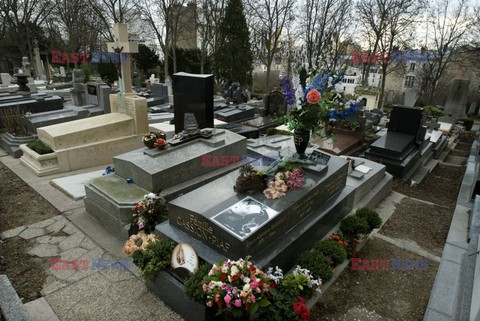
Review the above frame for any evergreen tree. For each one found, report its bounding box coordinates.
[214,0,253,87]
[131,44,161,75]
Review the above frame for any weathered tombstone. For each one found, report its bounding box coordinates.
[172,72,214,133]
[86,82,112,113]
[60,66,66,77]
[265,90,286,116]
[468,102,477,115]
[71,69,86,106]
[22,57,31,76]
[1,73,13,86]
[403,88,417,107]
[33,39,46,79]
[444,79,469,117]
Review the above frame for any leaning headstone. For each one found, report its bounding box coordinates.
[444,79,469,117]
[172,72,214,133]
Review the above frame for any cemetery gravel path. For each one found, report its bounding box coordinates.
[0,159,182,320]
[311,137,470,321]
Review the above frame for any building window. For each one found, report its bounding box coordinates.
[405,76,415,87]
[410,63,415,71]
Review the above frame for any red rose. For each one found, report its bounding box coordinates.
[306,89,321,104]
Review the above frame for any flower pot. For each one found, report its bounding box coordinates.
[353,237,368,252]
[143,139,156,148]
[294,129,310,156]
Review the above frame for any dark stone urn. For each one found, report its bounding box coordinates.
[294,129,310,156]
[13,73,30,92]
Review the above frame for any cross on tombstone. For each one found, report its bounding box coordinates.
[107,23,138,113]
[426,119,440,130]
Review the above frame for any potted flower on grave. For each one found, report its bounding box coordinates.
[156,130,167,140]
[200,257,272,320]
[123,232,175,281]
[143,132,158,148]
[234,165,268,193]
[279,72,363,157]
[129,193,169,235]
[256,266,322,321]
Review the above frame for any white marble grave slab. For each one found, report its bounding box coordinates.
[50,169,106,200]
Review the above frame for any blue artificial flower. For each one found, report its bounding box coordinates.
[281,76,296,105]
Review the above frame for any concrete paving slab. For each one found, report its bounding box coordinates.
[0,225,26,239]
[24,297,60,321]
[0,274,32,321]
[29,180,84,213]
[423,308,452,321]
[50,170,105,201]
[67,208,127,258]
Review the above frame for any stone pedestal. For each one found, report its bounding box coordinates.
[444,79,469,117]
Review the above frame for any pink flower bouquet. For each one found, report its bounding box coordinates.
[202,258,272,317]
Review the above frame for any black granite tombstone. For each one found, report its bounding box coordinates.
[173,72,214,133]
[365,105,431,178]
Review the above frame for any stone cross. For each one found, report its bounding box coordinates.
[107,23,138,96]
[427,119,440,130]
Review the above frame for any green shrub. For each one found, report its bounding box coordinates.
[26,140,53,154]
[355,208,382,231]
[132,239,174,281]
[314,239,347,266]
[339,215,369,239]
[80,64,91,83]
[184,263,211,303]
[423,105,444,118]
[296,250,333,281]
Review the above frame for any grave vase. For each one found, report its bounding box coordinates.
[293,129,310,156]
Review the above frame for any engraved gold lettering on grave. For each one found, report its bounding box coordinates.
[177,214,231,252]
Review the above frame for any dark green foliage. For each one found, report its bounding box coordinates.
[256,286,302,321]
[184,263,211,303]
[315,239,347,266]
[132,44,160,75]
[26,140,53,155]
[265,128,294,136]
[214,0,253,86]
[299,67,307,89]
[339,215,369,239]
[355,208,382,231]
[97,61,118,84]
[132,239,174,281]
[169,47,210,76]
[296,250,333,281]
[80,64,91,83]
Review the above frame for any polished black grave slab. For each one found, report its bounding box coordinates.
[167,155,348,258]
[214,104,255,122]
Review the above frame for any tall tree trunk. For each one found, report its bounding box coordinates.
[265,61,271,93]
[378,68,387,109]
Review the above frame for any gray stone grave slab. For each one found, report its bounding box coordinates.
[113,129,246,192]
[444,79,469,117]
[25,107,92,133]
[1,132,37,158]
[167,153,348,258]
[214,104,255,122]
